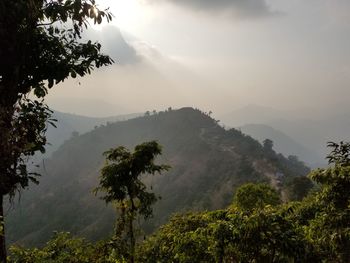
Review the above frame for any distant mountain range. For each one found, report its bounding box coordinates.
[7,108,309,246]
[219,105,350,167]
[43,111,141,157]
[239,124,322,167]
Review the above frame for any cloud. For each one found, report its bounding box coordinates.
[146,0,275,19]
[85,26,142,65]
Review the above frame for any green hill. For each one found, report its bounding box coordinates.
[43,111,140,157]
[6,108,309,246]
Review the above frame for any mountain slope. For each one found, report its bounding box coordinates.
[239,124,322,166]
[219,105,350,167]
[43,111,140,157]
[267,117,350,167]
[6,108,309,246]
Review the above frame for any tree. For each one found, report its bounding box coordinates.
[139,204,309,262]
[0,1,113,261]
[306,141,350,261]
[285,176,314,201]
[137,212,218,263]
[8,232,119,263]
[263,138,274,152]
[94,141,170,263]
[232,183,281,212]
[229,206,309,262]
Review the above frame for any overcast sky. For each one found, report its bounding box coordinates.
[47,0,350,117]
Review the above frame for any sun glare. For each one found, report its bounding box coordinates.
[105,0,148,32]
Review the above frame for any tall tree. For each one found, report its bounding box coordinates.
[0,1,113,261]
[95,141,170,263]
[307,141,350,261]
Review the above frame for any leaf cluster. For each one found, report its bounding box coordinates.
[95,141,170,219]
[8,232,120,263]
[232,183,281,212]
[0,99,54,197]
[0,0,113,197]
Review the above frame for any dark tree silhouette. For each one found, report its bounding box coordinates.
[0,1,113,261]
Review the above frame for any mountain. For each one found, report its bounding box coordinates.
[6,108,309,246]
[220,105,350,167]
[43,111,141,157]
[267,117,350,167]
[85,25,141,65]
[239,124,322,166]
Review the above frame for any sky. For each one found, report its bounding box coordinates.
[47,0,350,118]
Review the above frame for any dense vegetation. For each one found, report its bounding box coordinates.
[8,141,350,262]
[6,108,309,246]
[0,0,113,261]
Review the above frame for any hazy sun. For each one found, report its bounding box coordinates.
[102,0,149,32]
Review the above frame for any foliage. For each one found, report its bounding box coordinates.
[279,155,310,179]
[326,141,350,165]
[0,0,113,260]
[263,138,274,152]
[235,207,314,262]
[95,141,170,263]
[232,183,281,211]
[8,232,121,263]
[137,183,308,262]
[305,142,350,261]
[285,176,314,201]
[0,101,53,198]
[138,207,312,262]
[0,0,112,196]
[137,141,350,262]
[137,212,218,263]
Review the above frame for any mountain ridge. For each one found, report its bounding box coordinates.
[7,107,309,246]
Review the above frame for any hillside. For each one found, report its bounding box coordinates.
[43,111,140,157]
[267,117,350,167]
[239,124,322,166]
[219,105,350,167]
[6,108,309,246]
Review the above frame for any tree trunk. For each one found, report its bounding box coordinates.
[0,195,6,263]
[129,198,136,263]
[129,216,135,263]
[127,192,136,263]
[218,243,224,263]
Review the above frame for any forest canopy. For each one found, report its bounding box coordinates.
[7,141,350,262]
